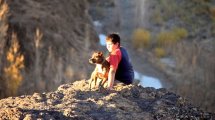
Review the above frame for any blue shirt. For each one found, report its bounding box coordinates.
[115,47,134,84]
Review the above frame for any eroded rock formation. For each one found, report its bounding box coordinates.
[0,80,214,119]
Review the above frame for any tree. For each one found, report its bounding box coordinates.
[0,0,9,98]
[3,33,24,96]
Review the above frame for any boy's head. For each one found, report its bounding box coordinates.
[106,33,120,46]
[106,33,120,53]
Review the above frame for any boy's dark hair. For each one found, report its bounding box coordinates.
[106,33,120,45]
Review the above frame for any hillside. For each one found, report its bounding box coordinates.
[0,0,99,97]
[143,0,215,112]
[0,80,214,119]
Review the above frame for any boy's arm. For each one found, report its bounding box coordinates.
[107,67,116,90]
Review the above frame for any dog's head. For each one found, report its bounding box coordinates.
[89,51,105,64]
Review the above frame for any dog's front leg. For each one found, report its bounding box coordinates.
[89,72,95,90]
[89,77,93,90]
[90,71,99,90]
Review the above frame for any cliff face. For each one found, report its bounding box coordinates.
[0,80,214,120]
[0,0,99,96]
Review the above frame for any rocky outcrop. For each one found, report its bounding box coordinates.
[0,80,214,120]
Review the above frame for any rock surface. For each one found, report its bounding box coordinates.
[0,80,214,120]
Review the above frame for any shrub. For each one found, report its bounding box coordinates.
[173,27,188,40]
[157,28,188,47]
[157,31,177,47]
[154,47,166,58]
[132,28,151,49]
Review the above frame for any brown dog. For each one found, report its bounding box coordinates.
[89,51,110,90]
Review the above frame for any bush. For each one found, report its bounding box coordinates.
[132,28,151,49]
[173,27,188,40]
[154,47,166,58]
[157,27,188,47]
[157,31,177,47]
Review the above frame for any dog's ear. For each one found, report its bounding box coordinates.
[98,51,103,56]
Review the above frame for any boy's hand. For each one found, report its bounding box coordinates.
[106,87,113,91]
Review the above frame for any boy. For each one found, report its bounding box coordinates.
[105,33,134,90]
